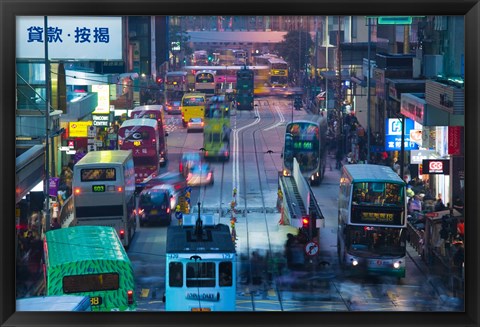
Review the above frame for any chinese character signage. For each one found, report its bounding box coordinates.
[16,16,122,60]
[68,121,93,137]
[448,126,463,155]
[384,118,419,151]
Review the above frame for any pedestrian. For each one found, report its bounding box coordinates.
[406,185,415,198]
[409,195,422,214]
[250,251,263,285]
[50,218,61,230]
[452,239,464,276]
[453,196,464,214]
[434,197,447,212]
[335,148,343,169]
[285,233,297,269]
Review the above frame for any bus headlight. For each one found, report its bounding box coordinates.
[393,261,401,269]
[351,259,359,266]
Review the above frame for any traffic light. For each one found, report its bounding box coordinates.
[208,55,213,62]
[302,216,310,229]
[156,77,164,85]
[301,215,318,239]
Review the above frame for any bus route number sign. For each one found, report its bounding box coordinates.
[90,296,103,306]
[92,185,106,192]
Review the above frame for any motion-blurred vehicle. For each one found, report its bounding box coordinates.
[137,185,173,226]
[179,152,202,178]
[187,117,204,132]
[186,163,214,186]
[143,172,187,195]
[152,183,179,210]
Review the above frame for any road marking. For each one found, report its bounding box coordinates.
[232,104,261,194]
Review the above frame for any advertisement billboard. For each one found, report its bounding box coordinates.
[384,118,419,151]
[16,16,123,60]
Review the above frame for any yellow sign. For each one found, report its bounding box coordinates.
[69,121,93,137]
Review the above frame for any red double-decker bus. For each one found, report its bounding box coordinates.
[130,105,168,166]
[118,118,160,187]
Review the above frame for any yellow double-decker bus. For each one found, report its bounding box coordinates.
[180,93,206,128]
[254,54,289,88]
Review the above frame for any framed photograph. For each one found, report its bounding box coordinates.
[2,1,478,327]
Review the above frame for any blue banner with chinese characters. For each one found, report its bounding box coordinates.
[384,118,419,151]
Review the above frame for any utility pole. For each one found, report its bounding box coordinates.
[325,16,329,113]
[44,16,51,233]
[335,16,344,155]
[367,18,372,163]
[314,18,319,112]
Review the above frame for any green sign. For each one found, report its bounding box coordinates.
[377,16,412,25]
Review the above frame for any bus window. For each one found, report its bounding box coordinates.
[186,262,215,287]
[219,262,232,287]
[169,262,183,287]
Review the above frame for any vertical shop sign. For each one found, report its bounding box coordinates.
[448,126,463,155]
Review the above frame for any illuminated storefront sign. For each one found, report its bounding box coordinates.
[92,85,111,114]
[384,118,419,151]
[422,159,450,174]
[68,121,93,137]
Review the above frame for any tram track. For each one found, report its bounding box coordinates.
[236,99,286,311]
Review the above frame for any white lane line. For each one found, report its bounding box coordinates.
[232,106,261,195]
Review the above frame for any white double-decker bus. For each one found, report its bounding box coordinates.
[72,150,136,248]
[337,164,407,278]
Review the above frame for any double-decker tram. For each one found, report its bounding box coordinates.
[164,214,236,311]
[282,118,327,185]
[337,164,407,278]
[194,70,217,95]
[72,150,136,248]
[203,95,231,161]
[235,67,254,111]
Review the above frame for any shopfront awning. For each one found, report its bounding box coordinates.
[16,144,45,203]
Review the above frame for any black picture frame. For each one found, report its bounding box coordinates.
[1,1,478,326]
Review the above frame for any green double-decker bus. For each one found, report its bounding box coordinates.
[44,226,137,311]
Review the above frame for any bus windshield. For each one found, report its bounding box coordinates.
[352,182,404,207]
[196,73,214,83]
[347,226,406,257]
[183,96,205,106]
